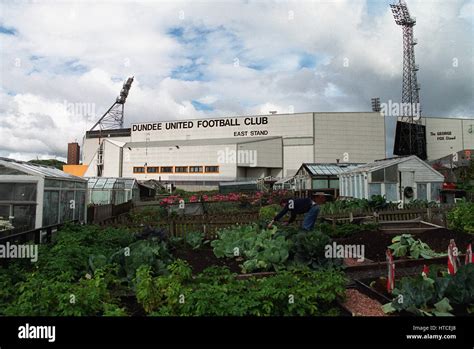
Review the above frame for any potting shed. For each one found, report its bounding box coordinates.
[0,157,87,233]
[338,155,444,203]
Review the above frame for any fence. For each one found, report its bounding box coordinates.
[127,205,454,239]
[87,200,134,224]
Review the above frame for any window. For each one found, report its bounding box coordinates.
[368,183,382,198]
[312,179,328,189]
[385,183,398,202]
[189,166,203,173]
[431,182,442,201]
[385,165,398,182]
[205,166,219,173]
[147,167,159,173]
[160,166,173,173]
[175,166,188,173]
[133,167,145,173]
[329,179,339,189]
[417,183,427,201]
[371,169,384,182]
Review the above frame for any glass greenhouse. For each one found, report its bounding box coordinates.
[0,157,87,234]
[87,177,139,205]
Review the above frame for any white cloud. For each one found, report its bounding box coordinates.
[0,0,472,160]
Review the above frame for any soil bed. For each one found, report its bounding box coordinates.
[173,245,241,274]
[336,228,472,262]
[342,288,387,316]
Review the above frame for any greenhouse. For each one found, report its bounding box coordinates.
[87,177,139,205]
[338,155,445,203]
[0,157,87,234]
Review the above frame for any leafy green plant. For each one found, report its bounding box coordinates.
[382,264,474,316]
[289,230,341,269]
[259,204,281,221]
[447,200,474,234]
[184,231,205,250]
[211,224,289,273]
[388,234,445,259]
[136,264,347,316]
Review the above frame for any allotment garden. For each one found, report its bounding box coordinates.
[0,192,472,317]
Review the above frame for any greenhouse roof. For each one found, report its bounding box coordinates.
[301,163,359,176]
[87,177,137,189]
[0,157,85,181]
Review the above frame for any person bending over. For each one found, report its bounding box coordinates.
[267,195,320,231]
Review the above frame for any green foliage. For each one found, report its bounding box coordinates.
[289,230,341,269]
[28,159,65,170]
[388,234,445,259]
[211,224,289,273]
[259,204,281,221]
[447,200,474,234]
[318,222,379,239]
[184,231,205,250]
[135,265,347,316]
[4,268,124,316]
[129,207,168,224]
[107,240,173,281]
[383,264,474,316]
[134,261,192,315]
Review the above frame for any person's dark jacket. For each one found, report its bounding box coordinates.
[273,198,314,224]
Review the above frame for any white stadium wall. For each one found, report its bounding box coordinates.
[424,117,474,160]
[80,111,469,185]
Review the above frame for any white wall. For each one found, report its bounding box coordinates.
[237,138,282,168]
[283,145,314,177]
[121,143,238,181]
[313,112,386,163]
[131,113,314,142]
[425,117,474,160]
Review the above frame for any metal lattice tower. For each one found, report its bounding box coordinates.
[90,76,134,131]
[391,0,426,158]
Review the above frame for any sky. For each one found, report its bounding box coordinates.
[0,0,472,162]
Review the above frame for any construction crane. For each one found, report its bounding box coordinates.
[89,76,134,131]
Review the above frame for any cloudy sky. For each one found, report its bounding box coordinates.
[0,0,472,161]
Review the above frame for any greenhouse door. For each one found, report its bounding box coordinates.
[400,171,415,204]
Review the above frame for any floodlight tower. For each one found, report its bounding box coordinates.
[90,76,134,131]
[391,0,426,158]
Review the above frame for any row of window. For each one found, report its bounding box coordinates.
[133,165,220,174]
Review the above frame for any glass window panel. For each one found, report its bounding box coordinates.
[385,165,398,182]
[42,190,59,226]
[62,181,75,189]
[13,183,37,201]
[0,165,25,175]
[385,183,398,202]
[371,169,384,182]
[0,183,12,201]
[104,179,116,189]
[329,179,339,189]
[431,183,442,201]
[95,178,107,189]
[12,205,35,231]
[312,179,328,189]
[88,179,97,188]
[77,191,85,221]
[417,183,427,201]
[368,183,382,198]
[45,179,61,188]
[59,191,75,223]
[0,204,10,219]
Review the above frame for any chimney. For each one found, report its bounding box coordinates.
[67,142,80,165]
